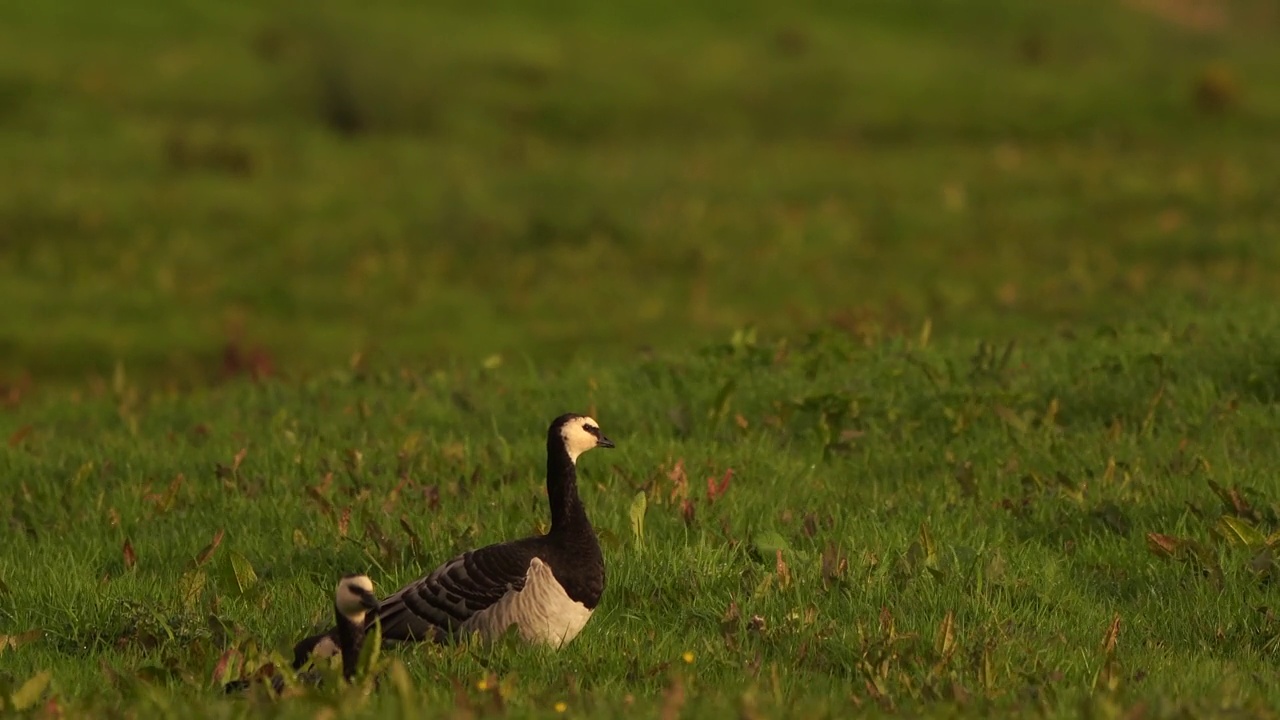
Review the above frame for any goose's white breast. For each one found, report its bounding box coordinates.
[462,557,593,648]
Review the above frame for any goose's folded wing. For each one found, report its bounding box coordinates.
[373,543,535,641]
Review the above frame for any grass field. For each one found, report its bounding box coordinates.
[3,0,1280,717]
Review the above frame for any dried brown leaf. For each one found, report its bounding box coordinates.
[659,675,686,720]
[878,606,894,638]
[707,468,733,503]
[122,539,137,570]
[935,609,956,658]
[423,484,441,511]
[775,549,791,589]
[1145,532,1181,559]
[194,529,225,567]
[0,628,43,654]
[7,424,33,448]
[212,647,239,684]
[802,513,818,538]
[821,542,848,590]
[1208,479,1258,520]
[680,498,696,526]
[364,518,397,559]
[451,677,475,720]
[667,458,688,504]
[382,475,410,514]
[722,600,741,625]
[954,461,978,499]
[305,486,335,520]
[1101,614,1121,657]
[400,517,423,555]
[979,642,995,693]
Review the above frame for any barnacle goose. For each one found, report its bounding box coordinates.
[292,413,614,663]
[224,573,379,693]
[315,573,379,681]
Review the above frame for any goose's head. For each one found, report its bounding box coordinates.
[335,574,379,624]
[552,413,615,463]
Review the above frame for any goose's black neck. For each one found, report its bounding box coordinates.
[335,606,365,681]
[546,435,590,538]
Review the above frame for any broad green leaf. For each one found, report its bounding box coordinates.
[1218,516,1265,548]
[919,523,938,566]
[387,659,414,716]
[934,609,956,658]
[229,552,259,595]
[707,379,736,425]
[628,491,647,552]
[178,571,206,612]
[753,530,790,558]
[71,461,95,488]
[10,670,51,711]
[356,616,382,683]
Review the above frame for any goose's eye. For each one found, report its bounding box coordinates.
[583,424,599,437]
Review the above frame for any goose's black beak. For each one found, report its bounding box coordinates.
[357,589,380,612]
[596,434,615,449]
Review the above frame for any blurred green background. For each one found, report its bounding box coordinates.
[1,0,1277,383]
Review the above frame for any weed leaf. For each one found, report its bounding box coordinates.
[388,658,414,713]
[0,629,42,655]
[229,552,258,595]
[934,610,956,658]
[629,491,647,552]
[753,530,790,559]
[707,469,732,503]
[1145,532,1182,558]
[356,616,382,683]
[1217,515,1265,549]
[122,539,137,571]
[708,379,736,426]
[194,529,225,567]
[7,425,32,448]
[10,670,51,711]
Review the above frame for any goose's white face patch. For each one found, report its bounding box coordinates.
[312,636,339,660]
[335,575,375,625]
[560,416,605,463]
[461,558,593,648]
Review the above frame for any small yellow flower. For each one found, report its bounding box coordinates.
[476,678,490,691]
[682,651,695,664]
[554,701,568,713]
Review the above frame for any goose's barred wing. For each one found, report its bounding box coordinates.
[374,541,537,641]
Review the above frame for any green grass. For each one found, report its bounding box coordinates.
[5,311,1280,718]
[1,0,1279,378]
[3,0,1280,716]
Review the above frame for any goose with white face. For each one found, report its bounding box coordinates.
[291,413,616,659]
[559,415,615,462]
[226,573,380,693]
[335,574,379,626]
